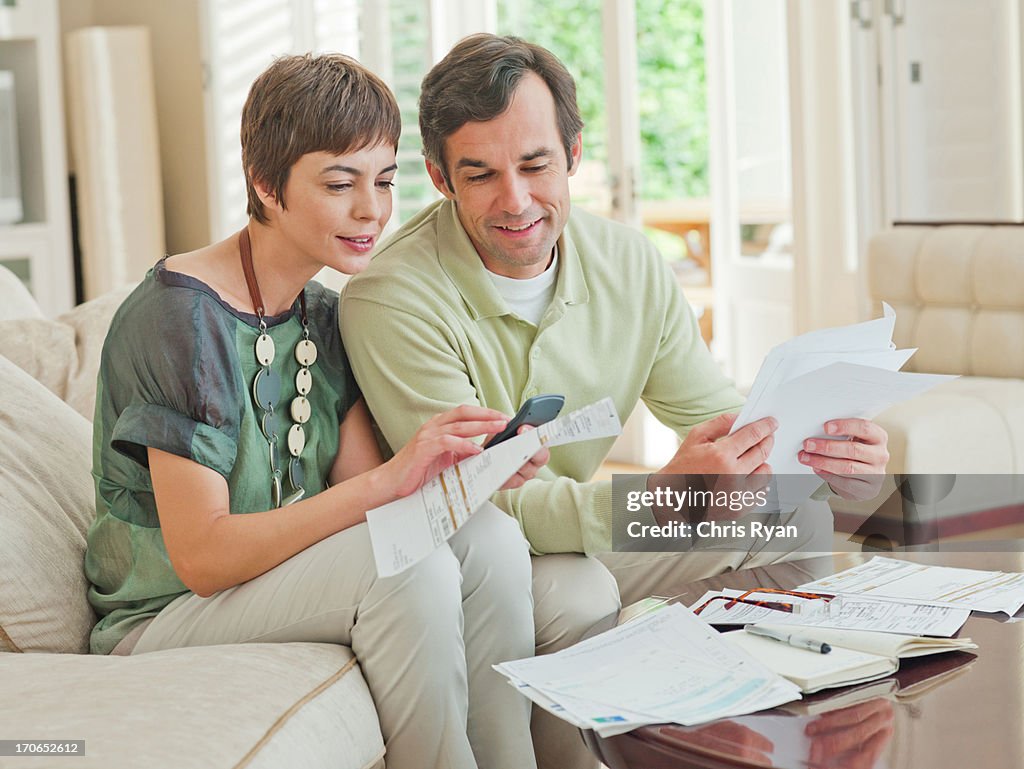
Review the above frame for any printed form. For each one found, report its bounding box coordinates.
[495,604,800,735]
[689,588,970,636]
[799,556,1024,616]
[367,397,622,577]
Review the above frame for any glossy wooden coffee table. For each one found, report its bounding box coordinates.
[582,547,1024,769]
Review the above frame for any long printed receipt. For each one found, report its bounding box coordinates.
[367,397,622,577]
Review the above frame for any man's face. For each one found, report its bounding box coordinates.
[426,72,582,279]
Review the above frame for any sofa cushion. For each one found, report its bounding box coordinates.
[874,376,1024,474]
[0,285,132,419]
[0,643,386,769]
[0,263,45,320]
[0,355,96,653]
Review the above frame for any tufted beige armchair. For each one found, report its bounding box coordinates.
[866,224,1024,474]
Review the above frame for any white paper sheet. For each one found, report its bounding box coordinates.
[538,396,622,447]
[730,305,954,491]
[367,398,622,577]
[735,304,900,431]
[689,588,971,636]
[757,362,956,478]
[799,556,1024,616]
[495,605,801,730]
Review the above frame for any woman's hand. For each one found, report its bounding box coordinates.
[381,405,510,499]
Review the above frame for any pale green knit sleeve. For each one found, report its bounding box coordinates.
[640,258,745,434]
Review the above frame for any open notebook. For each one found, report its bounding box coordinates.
[724,625,977,694]
[779,650,977,716]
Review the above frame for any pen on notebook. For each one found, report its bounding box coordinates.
[746,625,832,654]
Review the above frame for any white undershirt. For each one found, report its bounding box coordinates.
[486,249,559,326]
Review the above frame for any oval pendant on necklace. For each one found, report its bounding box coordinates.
[260,410,279,440]
[288,457,305,493]
[295,368,312,395]
[255,333,276,365]
[295,339,318,366]
[290,395,311,424]
[287,423,306,457]
[252,368,282,409]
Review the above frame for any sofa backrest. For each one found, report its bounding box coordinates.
[0,283,133,419]
[867,225,1024,377]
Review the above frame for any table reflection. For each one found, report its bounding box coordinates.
[652,698,894,769]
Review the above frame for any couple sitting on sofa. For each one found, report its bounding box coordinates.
[86,34,890,769]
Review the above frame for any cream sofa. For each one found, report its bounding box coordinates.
[866,224,1024,474]
[0,267,386,769]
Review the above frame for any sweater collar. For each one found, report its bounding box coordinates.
[436,199,590,321]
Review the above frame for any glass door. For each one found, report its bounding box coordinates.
[706,0,795,389]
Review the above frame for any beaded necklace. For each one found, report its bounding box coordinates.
[239,228,317,507]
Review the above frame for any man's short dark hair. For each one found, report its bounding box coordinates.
[241,53,401,223]
[418,34,584,184]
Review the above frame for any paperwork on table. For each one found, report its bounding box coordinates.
[495,604,801,737]
[366,397,621,577]
[730,304,954,503]
[689,588,970,637]
[799,556,1024,616]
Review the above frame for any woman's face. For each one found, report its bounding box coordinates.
[270,142,397,275]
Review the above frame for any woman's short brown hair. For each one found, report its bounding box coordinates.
[241,53,401,223]
[419,34,583,185]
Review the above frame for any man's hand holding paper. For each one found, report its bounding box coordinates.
[799,417,889,501]
[726,305,954,507]
[647,412,778,525]
[499,424,551,491]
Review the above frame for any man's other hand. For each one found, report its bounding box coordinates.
[498,424,550,491]
[799,418,889,500]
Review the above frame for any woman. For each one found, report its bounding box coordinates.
[85,53,544,769]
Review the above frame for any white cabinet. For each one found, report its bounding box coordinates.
[849,0,1024,227]
[0,0,74,316]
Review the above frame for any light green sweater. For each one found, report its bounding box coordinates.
[340,200,743,555]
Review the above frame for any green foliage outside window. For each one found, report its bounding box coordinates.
[498,0,708,201]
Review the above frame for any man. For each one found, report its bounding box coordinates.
[341,34,888,769]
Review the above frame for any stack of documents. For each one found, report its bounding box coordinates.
[494,604,801,737]
[798,556,1024,616]
[689,587,971,636]
[730,305,954,501]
